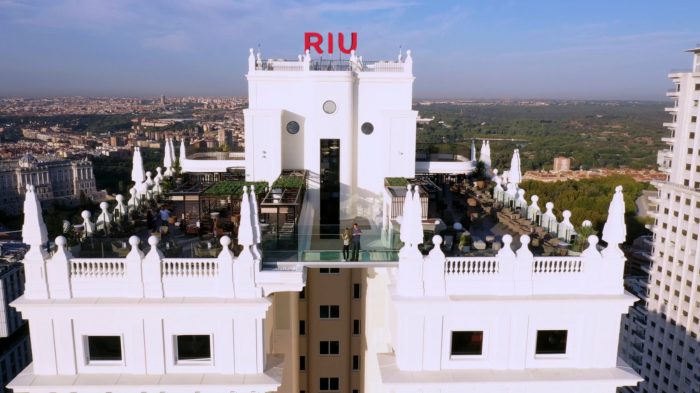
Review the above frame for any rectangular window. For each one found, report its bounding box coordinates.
[450,331,483,356]
[320,268,340,274]
[353,283,361,299]
[696,84,700,91]
[299,287,306,300]
[320,341,340,355]
[87,336,122,362]
[320,377,340,391]
[320,305,340,319]
[300,320,306,336]
[353,319,360,335]
[300,355,306,371]
[535,330,568,355]
[693,116,698,123]
[175,335,211,362]
[352,355,360,371]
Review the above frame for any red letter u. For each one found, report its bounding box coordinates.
[338,32,357,54]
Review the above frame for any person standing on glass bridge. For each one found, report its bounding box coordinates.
[351,223,362,261]
[341,227,351,261]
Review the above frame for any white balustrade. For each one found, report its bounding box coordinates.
[162,258,219,278]
[70,258,126,277]
[532,257,582,274]
[445,258,499,275]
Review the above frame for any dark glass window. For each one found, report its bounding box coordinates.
[353,283,360,299]
[353,319,360,335]
[352,355,360,370]
[176,335,211,361]
[536,330,568,354]
[320,377,339,391]
[320,305,340,319]
[450,331,483,355]
[299,287,306,300]
[300,320,306,335]
[300,355,306,371]
[320,340,340,355]
[87,336,122,361]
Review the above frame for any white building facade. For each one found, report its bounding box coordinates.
[0,154,97,214]
[626,47,700,393]
[244,50,417,225]
[7,47,642,393]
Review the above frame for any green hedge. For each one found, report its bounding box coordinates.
[202,181,268,196]
[272,176,305,189]
[385,177,409,186]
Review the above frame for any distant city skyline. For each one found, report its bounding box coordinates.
[1,0,699,100]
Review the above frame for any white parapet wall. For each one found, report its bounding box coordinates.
[9,235,304,393]
[380,234,642,393]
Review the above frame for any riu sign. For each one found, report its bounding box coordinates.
[304,32,358,55]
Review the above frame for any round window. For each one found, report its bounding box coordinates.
[361,122,374,135]
[286,121,300,134]
[323,100,337,114]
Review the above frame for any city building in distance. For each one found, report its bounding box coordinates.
[619,46,700,393]
[0,153,97,214]
[7,42,640,393]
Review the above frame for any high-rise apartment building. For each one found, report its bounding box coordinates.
[624,46,700,393]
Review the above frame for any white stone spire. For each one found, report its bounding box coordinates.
[179,138,187,166]
[480,140,492,169]
[169,137,175,164]
[163,139,173,177]
[21,184,48,248]
[238,186,254,247]
[131,147,145,186]
[602,185,626,246]
[470,139,477,162]
[508,149,522,186]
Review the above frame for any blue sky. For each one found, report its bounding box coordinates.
[1,0,699,99]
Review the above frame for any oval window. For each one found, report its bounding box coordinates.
[286,121,300,134]
[361,122,374,135]
[323,100,337,114]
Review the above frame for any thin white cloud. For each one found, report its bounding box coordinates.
[142,31,192,52]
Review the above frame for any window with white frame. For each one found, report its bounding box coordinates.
[450,331,483,356]
[535,330,568,355]
[86,336,122,363]
[175,335,212,363]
